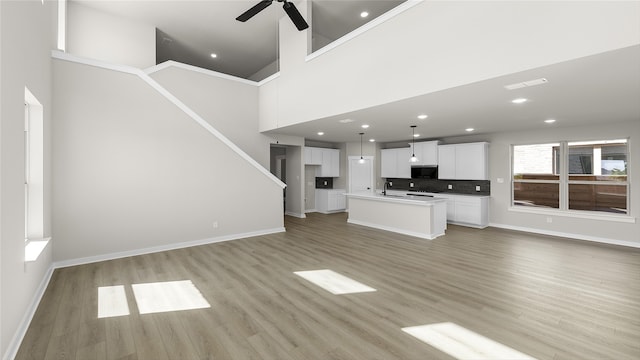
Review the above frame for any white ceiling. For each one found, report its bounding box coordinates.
[71,1,639,144]
[267,45,640,144]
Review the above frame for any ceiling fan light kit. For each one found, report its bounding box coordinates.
[237,0,309,31]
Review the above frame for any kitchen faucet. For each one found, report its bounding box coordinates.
[383,181,390,196]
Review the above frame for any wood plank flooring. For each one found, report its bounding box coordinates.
[16,213,640,359]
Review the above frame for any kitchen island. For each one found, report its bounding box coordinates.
[346,192,447,240]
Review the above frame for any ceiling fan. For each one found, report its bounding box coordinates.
[236,0,309,31]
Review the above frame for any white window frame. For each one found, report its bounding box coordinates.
[510,139,634,223]
[24,87,50,262]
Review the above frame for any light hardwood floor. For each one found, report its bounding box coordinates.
[16,213,640,359]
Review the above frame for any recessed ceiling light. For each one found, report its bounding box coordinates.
[511,98,528,104]
[361,124,369,129]
[360,11,369,18]
[338,118,354,123]
[317,131,324,136]
[544,119,556,124]
[417,114,428,120]
[369,139,375,142]
[210,53,217,59]
[465,128,475,132]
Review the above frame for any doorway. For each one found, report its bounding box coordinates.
[348,156,374,194]
[270,144,305,218]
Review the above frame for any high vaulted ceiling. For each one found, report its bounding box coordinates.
[69,1,639,143]
[73,0,404,79]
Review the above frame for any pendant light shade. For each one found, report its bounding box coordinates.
[358,132,365,164]
[410,125,418,163]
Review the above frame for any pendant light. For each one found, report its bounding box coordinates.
[358,132,366,164]
[410,125,418,163]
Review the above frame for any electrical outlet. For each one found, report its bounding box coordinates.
[410,182,414,188]
[497,178,504,183]
[546,217,552,223]
[324,181,328,186]
[213,221,219,229]
[389,181,393,186]
[448,184,453,190]
[476,186,481,191]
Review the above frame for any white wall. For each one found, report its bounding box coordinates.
[0,1,55,358]
[260,1,640,131]
[149,64,273,168]
[52,58,284,262]
[67,1,155,69]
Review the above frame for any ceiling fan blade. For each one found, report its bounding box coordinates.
[236,0,273,22]
[282,1,309,31]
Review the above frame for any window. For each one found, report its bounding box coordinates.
[512,139,628,215]
[512,143,560,209]
[24,87,44,241]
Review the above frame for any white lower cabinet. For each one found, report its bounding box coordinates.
[316,189,346,214]
[445,195,489,228]
[420,193,488,228]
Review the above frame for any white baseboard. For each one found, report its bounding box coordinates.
[489,222,640,248]
[316,209,347,215]
[347,219,442,240]
[3,265,54,360]
[285,211,306,219]
[54,227,285,269]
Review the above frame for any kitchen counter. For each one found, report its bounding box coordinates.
[345,192,447,239]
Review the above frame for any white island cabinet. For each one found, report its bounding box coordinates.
[346,193,447,240]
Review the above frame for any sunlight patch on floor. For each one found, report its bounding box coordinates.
[294,269,377,295]
[131,280,210,314]
[402,322,537,360]
[98,285,130,318]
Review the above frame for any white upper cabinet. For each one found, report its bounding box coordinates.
[305,147,340,177]
[381,147,411,178]
[410,140,440,166]
[319,148,340,177]
[380,148,396,178]
[437,145,457,179]
[304,147,323,165]
[438,142,489,180]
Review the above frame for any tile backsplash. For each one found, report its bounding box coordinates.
[384,178,490,196]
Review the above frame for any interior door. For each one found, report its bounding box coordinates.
[349,157,374,193]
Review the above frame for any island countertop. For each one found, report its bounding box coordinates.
[345,192,447,206]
